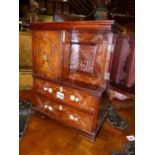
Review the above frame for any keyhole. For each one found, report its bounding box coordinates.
[43,54,48,61]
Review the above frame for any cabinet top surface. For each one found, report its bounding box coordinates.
[30,20,115,31]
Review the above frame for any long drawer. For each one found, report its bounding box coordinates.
[33,93,94,133]
[33,78,98,113]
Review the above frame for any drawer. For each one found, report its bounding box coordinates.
[34,78,98,113]
[34,94,94,133]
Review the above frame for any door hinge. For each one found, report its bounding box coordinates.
[104,72,110,80]
[62,30,65,43]
[107,44,115,53]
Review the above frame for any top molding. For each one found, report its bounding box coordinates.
[30,20,115,31]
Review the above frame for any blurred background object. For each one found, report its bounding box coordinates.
[30,0,40,22]
[19,31,33,90]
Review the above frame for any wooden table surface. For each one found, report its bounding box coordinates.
[19,90,135,155]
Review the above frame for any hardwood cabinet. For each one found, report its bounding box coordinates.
[30,21,115,141]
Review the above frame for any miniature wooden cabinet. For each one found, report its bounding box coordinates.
[30,21,115,141]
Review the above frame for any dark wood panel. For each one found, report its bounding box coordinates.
[62,30,114,87]
[32,31,62,80]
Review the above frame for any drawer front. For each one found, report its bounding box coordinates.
[34,78,97,113]
[34,94,94,133]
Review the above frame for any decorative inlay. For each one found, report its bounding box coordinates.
[70,44,97,74]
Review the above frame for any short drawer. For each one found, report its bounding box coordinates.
[34,78,97,113]
[34,94,94,133]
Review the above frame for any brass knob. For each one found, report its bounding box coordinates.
[44,104,48,109]
[59,105,63,111]
[69,114,78,121]
[48,106,53,111]
[48,88,53,93]
[59,86,63,92]
[75,97,80,102]
[43,86,48,91]
[70,95,75,101]
[69,114,74,120]
[74,117,78,121]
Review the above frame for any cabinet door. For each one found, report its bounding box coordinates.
[62,31,114,87]
[32,31,62,80]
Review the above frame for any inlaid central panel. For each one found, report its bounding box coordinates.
[70,44,97,74]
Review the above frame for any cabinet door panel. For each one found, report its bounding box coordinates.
[63,31,114,87]
[32,31,62,80]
